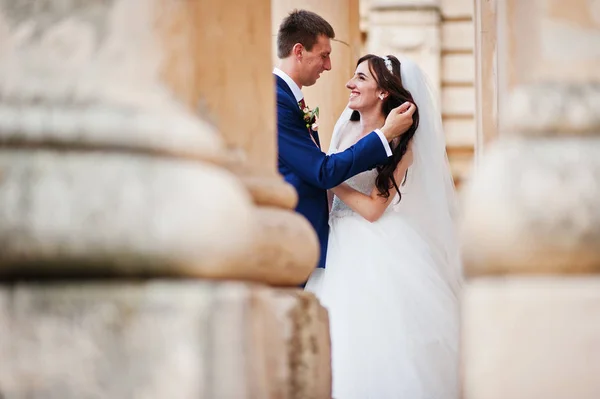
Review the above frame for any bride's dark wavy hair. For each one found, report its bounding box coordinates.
[350,54,419,200]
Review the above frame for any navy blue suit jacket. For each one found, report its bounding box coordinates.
[275,74,390,270]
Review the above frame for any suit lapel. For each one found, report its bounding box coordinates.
[312,131,321,149]
[275,75,300,111]
[275,74,320,149]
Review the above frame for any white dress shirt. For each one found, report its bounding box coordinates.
[273,67,393,157]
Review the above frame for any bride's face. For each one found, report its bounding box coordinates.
[346,61,383,112]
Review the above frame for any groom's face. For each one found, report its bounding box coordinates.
[299,34,332,87]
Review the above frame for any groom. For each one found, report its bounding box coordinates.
[275,10,415,278]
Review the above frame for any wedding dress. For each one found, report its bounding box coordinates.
[305,57,462,399]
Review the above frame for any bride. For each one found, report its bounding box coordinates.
[305,54,462,398]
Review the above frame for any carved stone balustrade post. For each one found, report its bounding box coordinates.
[154,0,320,287]
[461,1,600,398]
[366,0,442,97]
[0,0,329,397]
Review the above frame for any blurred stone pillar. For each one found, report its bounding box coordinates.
[461,1,600,398]
[473,0,516,161]
[272,0,361,150]
[473,0,499,158]
[366,0,442,100]
[0,0,329,398]
[157,0,319,286]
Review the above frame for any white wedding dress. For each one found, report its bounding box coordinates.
[305,57,462,399]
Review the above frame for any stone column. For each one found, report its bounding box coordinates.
[366,0,442,99]
[0,0,330,397]
[473,0,499,158]
[272,0,361,150]
[473,0,518,162]
[155,0,319,287]
[461,1,600,398]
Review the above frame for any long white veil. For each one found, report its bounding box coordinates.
[329,56,463,296]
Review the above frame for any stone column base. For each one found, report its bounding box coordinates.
[0,281,331,399]
[462,276,600,399]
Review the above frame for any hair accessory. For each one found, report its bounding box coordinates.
[382,56,393,73]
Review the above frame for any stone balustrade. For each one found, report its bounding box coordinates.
[461,1,600,398]
[0,0,332,397]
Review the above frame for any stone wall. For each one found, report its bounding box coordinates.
[440,0,475,186]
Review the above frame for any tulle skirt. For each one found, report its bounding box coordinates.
[306,212,460,399]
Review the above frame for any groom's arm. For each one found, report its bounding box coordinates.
[278,101,391,190]
[330,144,414,222]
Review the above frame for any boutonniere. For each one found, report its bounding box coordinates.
[299,102,320,131]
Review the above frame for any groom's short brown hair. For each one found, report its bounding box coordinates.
[277,10,335,59]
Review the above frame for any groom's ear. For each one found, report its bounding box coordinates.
[292,43,304,60]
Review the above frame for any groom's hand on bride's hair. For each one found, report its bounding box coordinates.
[381,102,416,141]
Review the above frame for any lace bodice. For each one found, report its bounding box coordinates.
[328,121,398,220]
[330,169,381,219]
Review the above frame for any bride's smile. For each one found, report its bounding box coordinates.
[346,61,388,113]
